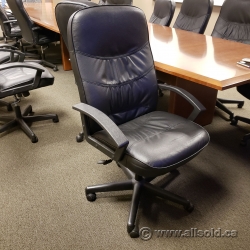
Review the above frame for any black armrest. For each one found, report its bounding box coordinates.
[3,19,18,24]
[73,103,129,161]
[0,62,44,89]
[0,48,25,62]
[158,83,206,121]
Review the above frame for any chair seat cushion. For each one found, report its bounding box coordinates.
[0,62,54,97]
[93,111,209,177]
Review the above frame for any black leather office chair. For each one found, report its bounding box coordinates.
[68,5,210,237]
[149,0,175,26]
[0,5,22,44]
[6,0,60,71]
[0,61,59,142]
[211,0,250,123]
[173,0,213,34]
[100,0,133,4]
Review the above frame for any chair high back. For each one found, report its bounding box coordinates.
[149,0,175,26]
[68,5,158,133]
[103,0,133,4]
[6,0,37,44]
[55,0,98,50]
[211,0,250,44]
[173,0,213,34]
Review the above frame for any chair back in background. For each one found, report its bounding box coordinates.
[173,0,213,34]
[211,0,250,44]
[149,0,175,26]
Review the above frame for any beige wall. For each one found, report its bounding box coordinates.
[91,0,221,35]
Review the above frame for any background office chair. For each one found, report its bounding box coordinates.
[0,61,59,142]
[211,0,250,122]
[0,5,22,44]
[99,0,133,4]
[68,5,210,237]
[173,0,213,34]
[55,0,98,143]
[149,0,175,26]
[7,0,60,71]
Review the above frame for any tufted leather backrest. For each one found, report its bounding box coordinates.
[68,6,158,134]
[0,6,11,36]
[211,0,250,44]
[7,0,36,44]
[149,0,176,26]
[55,0,98,50]
[173,0,213,34]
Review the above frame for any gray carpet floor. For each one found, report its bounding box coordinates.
[0,44,250,250]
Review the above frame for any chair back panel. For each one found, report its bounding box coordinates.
[0,6,11,36]
[173,0,213,34]
[149,0,176,26]
[68,6,158,132]
[211,0,250,44]
[55,0,98,50]
[7,0,36,44]
[104,0,133,4]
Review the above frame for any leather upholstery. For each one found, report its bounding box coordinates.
[68,5,209,177]
[93,111,209,177]
[102,0,133,4]
[55,0,98,50]
[149,0,175,26]
[7,0,59,45]
[173,0,213,34]
[211,0,250,44]
[0,62,54,97]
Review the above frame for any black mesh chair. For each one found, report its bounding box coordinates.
[211,0,250,124]
[68,5,210,237]
[173,0,213,34]
[7,0,60,71]
[211,0,250,145]
[149,0,175,26]
[0,61,59,142]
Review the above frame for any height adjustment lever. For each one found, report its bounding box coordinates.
[97,159,113,165]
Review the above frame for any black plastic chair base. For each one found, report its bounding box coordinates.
[0,104,59,143]
[85,164,193,238]
[231,115,250,146]
[216,98,244,120]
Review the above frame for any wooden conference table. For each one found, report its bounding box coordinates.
[23,2,250,126]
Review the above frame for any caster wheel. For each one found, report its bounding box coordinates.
[31,135,38,143]
[184,202,194,213]
[76,132,84,142]
[7,105,13,112]
[238,103,244,108]
[129,227,139,238]
[53,116,59,123]
[86,193,96,202]
[230,118,238,126]
[53,67,58,72]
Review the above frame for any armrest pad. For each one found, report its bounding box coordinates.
[3,19,17,24]
[158,84,206,121]
[73,103,129,149]
[0,48,25,62]
[0,62,45,72]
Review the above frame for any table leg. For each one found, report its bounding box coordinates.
[156,70,218,126]
[60,35,72,71]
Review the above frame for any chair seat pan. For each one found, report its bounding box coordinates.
[0,62,54,97]
[93,111,209,177]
